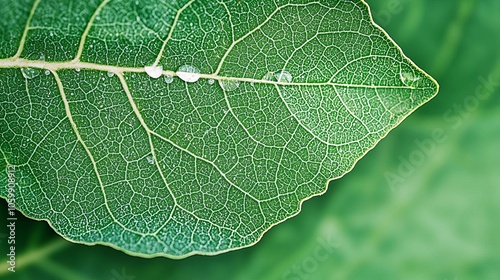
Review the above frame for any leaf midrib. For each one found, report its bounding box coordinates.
[0,58,422,90]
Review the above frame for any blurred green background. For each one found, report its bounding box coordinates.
[1,0,499,279]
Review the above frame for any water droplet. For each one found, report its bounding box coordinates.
[276,71,292,83]
[146,156,155,165]
[176,65,200,83]
[262,70,293,83]
[44,70,50,76]
[20,68,40,79]
[107,71,115,77]
[208,79,215,85]
[144,65,163,79]
[400,72,420,86]
[262,72,276,81]
[218,79,240,92]
[39,53,45,61]
[75,68,81,72]
[164,74,174,84]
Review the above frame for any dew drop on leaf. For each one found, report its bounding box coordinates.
[399,72,420,86]
[20,68,40,79]
[263,71,292,83]
[75,68,81,72]
[44,70,50,76]
[176,65,200,83]
[164,74,174,84]
[208,79,215,85]
[276,71,292,83]
[146,156,155,165]
[218,79,240,91]
[262,72,276,81]
[107,71,115,77]
[145,65,163,79]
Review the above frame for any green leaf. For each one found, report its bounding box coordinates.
[0,0,437,258]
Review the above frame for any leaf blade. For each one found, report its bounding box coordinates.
[0,0,438,258]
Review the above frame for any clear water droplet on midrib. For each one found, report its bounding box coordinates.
[276,71,292,83]
[262,70,293,83]
[145,65,163,79]
[176,65,200,83]
[218,79,240,92]
[262,72,276,81]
